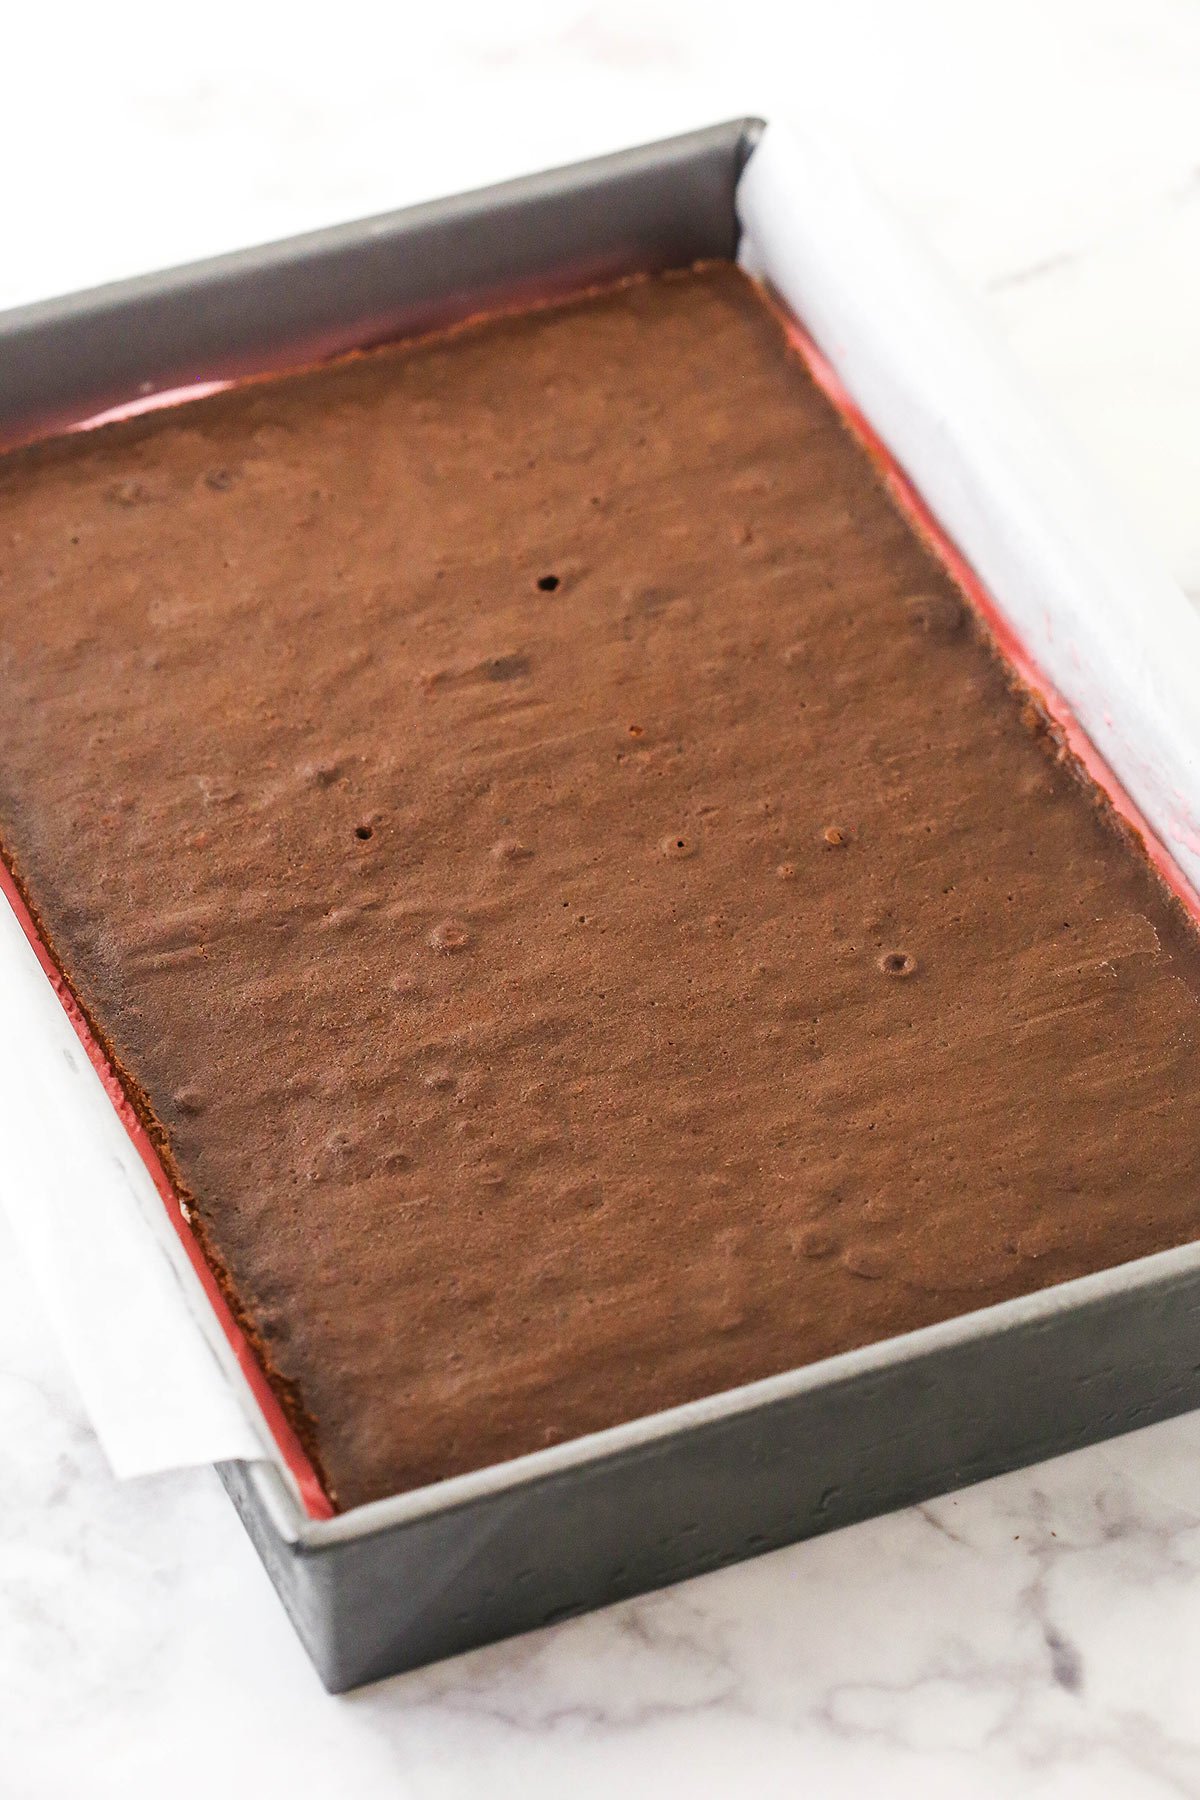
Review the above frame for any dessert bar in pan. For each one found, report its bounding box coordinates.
[4,119,1200,1690]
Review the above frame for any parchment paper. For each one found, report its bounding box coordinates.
[0,893,265,1476]
[738,122,1200,896]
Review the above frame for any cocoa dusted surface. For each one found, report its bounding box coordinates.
[3,265,1200,1510]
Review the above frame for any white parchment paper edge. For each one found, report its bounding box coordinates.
[738,122,1200,893]
[0,895,265,1474]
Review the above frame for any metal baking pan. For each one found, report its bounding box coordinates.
[7,118,1200,1692]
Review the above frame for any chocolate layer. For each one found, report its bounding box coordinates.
[3,265,1200,1510]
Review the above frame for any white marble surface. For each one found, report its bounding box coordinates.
[4,2,1200,1792]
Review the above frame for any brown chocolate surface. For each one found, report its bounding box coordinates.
[3,264,1200,1510]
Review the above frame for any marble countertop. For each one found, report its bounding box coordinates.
[5,2,1200,1793]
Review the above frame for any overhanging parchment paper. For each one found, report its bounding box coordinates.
[738,122,1200,897]
[0,894,266,1476]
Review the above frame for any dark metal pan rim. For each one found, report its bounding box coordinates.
[270,1231,1200,1548]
